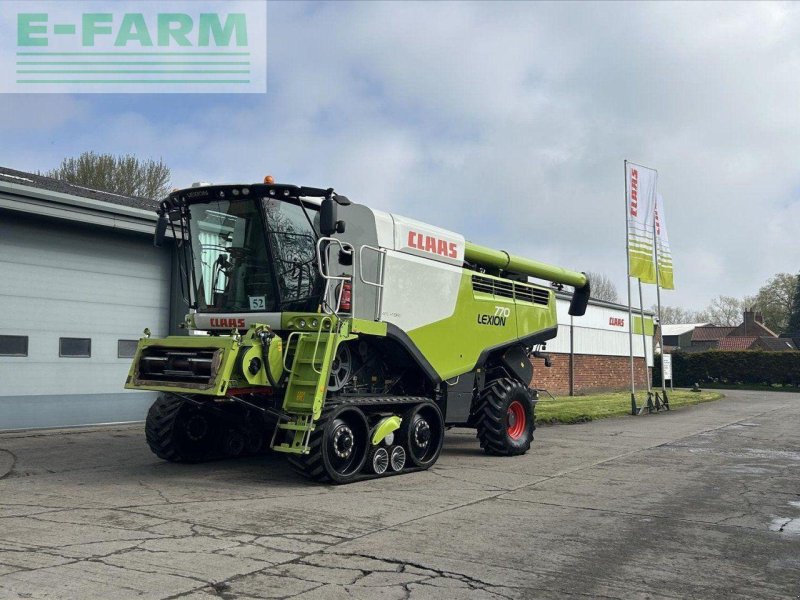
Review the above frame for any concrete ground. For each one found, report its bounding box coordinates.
[0,390,798,600]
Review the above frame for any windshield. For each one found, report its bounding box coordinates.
[187,197,319,313]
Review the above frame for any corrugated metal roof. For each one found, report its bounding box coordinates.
[0,166,158,211]
[692,326,735,342]
[662,323,709,336]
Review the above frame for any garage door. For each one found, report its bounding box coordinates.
[0,212,171,430]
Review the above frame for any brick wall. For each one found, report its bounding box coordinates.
[530,353,651,395]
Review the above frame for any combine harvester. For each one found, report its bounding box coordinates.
[126,179,590,483]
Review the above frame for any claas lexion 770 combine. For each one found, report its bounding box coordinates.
[125,179,590,483]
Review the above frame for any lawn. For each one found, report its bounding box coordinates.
[534,389,724,425]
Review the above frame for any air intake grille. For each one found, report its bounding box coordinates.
[513,283,550,305]
[472,275,549,305]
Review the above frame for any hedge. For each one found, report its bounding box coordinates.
[654,351,800,388]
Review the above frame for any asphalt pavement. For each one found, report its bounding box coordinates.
[0,389,798,599]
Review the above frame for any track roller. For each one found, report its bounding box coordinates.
[389,445,407,471]
[369,446,390,474]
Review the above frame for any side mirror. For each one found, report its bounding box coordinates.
[320,198,337,236]
[320,198,345,235]
[154,211,169,247]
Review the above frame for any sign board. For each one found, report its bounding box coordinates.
[662,353,673,380]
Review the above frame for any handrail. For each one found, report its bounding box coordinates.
[315,237,351,282]
[358,244,386,321]
[283,331,303,374]
[309,316,333,375]
[315,237,354,315]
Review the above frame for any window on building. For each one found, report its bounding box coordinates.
[59,337,91,358]
[117,340,139,359]
[0,335,28,357]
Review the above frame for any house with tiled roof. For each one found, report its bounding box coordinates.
[686,310,797,352]
[690,325,736,351]
[729,310,779,338]
[660,323,710,352]
[716,336,759,351]
[664,309,798,354]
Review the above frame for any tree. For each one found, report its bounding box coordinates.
[753,273,798,333]
[43,152,172,199]
[585,271,619,303]
[703,295,748,326]
[784,274,800,335]
[653,305,707,325]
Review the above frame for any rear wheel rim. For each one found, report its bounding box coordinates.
[405,404,444,467]
[506,400,527,440]
[326,413,368,478]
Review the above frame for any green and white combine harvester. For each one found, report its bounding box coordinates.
[126,179,590,483]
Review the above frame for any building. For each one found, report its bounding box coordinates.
[661,323,710,352]
[667,310,797,353]
[0,167,185,430]
[0,166,652,431]
[531,295,654,396]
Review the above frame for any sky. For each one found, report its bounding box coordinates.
[1,1,799,312]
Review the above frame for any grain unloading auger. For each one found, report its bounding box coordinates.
[126,180,590,483]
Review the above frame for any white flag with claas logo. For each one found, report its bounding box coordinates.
[625,163,657,283]
[654,193,674,289]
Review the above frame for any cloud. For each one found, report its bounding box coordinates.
[0,1,798,311]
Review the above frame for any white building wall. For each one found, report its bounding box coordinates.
[546,297,654,367]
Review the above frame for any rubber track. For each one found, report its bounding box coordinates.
[475,378,533,456]
[287,396,434,483]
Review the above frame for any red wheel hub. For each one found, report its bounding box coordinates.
[506,400,526,440]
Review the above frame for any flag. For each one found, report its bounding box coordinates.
[625,162,657,283]
[654,193,674,289]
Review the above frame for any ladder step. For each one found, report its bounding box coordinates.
[294,358,323,365]
[290,379,320,387]
[278,422,315,431]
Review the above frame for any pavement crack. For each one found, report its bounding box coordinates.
[0,448,17,480]
[138,480,173,505]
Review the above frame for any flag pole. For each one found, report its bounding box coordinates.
[638,279,651,394]
[653,220,668,400]
[624,160,637,415]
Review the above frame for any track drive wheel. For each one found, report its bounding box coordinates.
[145,394,219,463]
[399,402,445,469]
[288,404,370,484]
[475,378,535,456]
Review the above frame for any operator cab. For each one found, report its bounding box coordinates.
[155,181,348,326]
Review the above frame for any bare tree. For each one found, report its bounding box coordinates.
[43,152,172,199]
[753,273,798,333]
[585,271,619,303]
[703,295,748,326]
[652,305,707,325]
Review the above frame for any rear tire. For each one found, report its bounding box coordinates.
[475,379,535,456]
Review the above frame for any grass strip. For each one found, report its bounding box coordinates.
[535,389,724,425]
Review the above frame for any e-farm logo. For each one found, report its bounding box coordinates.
[2,1,267,94]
